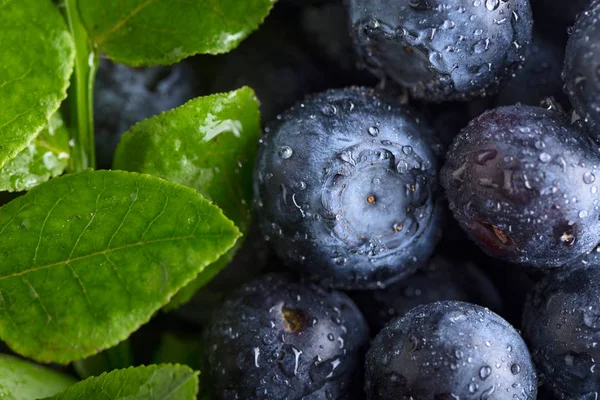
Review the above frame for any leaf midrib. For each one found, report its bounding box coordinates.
[0,231,230,282]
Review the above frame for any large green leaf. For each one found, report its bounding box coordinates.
[114,87,261,309]
[0,354,76,399]
[0,112,70,192]
[0,0,74,168]
[44,364,198,400]
[78,0,275,66]
[0,170,240,364]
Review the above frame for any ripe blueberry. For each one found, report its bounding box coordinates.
[564,0,600,141]
[351,256,502,333]
[254,87,443,289]
[202,274,369,400]
[441,105,600,268]
[523,264,600,399]
[347,0,533,101]
[365,301,537,400]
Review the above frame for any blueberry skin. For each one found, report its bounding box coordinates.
[365,301,537,400]
[347,0,533,102]
[522,265,600,399]
[441,105,600,268]
[351,256,502,333]
[202,274,369,400]
[254,87,444,289]
[94,59,198,169]
[564,0,600,141]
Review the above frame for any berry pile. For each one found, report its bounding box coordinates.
[94,0,600,398]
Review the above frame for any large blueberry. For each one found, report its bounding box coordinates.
[254,87,443,289]
[365,301,537,400]
[564,0,600,141]
[347,0,533,101]
[523,265,600,399]
[441,105,600,267]
[202,274,369,400]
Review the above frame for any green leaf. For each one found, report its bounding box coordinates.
[113,87,261,309]
[0,170,240,364]
[78,0,275,66]
[43,364,198,400]
[0,353,76,399]
[152,333,202,371]
[0,112,70,192]
[73,340,133,379]
[0,0,75,169]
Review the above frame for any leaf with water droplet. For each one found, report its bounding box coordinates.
[78,0,275,66]
[0,353,76,399]
[0,170,240,364]
[113,87,260,310]
[43,364,198,400]
[0,0,74,169]
[0,112,70,192]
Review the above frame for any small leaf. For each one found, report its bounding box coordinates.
[43,364,198,400]
[0,353,76,399]
[0,0,75,168]
[73,340,133,379]
[114,87,261,309]
[0,170,240,364]
[152,332,202,370]
[78,0,275,66]
[0,112,70,192]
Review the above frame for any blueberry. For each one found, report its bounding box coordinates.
[496,31,567,108]
[94,59,199,169]
[522,264,600,399]
[202,274,369,400]
[365,301,537,400]
[441,105,600,268]
[347,0,533,101]
[351,256,502,333]
[564,0,600,141]
[254,87,443,289]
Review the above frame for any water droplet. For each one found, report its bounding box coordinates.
[441,20,455,29]
[485,0,499,10]
[584,172,596,184]
[368,126,379,136]
[511,363,521,375]
[469,382,479,393]
[479,365,492,380]
[279,146,293,159]
[402,146,413,155]
[539,153,551,163]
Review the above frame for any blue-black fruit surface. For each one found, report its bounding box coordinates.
[351,256,502,333]
[523,265,600,400]
[441,105,600,268]
[202,274,369,400]
[347,0,533,101]
[254,87,443,289]
[365,301,537,400]
[565,0,600,142]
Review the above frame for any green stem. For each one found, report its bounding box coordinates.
[64,0,97,172]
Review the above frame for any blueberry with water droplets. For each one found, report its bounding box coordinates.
[254,87,443,289]
[365,301,537,400]
[94,58,199,169]
[564,0,600,141]
[441,105,600,268]
[347,0,533,101]
[202,274,369,400]
[351,256,502,333]
[523,264,600,399]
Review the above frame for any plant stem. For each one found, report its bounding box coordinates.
[64,0,97,172]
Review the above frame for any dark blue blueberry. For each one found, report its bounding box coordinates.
[441,105,600,268]
[347,0,533,101]
[564,0,600,142]
[523,264,600,399]
[496,31,567,108]
[351,256,502,333]
[254,87,444,289]
[365,301,537,400]
[202,274,369,400]
[94,59,199,169]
